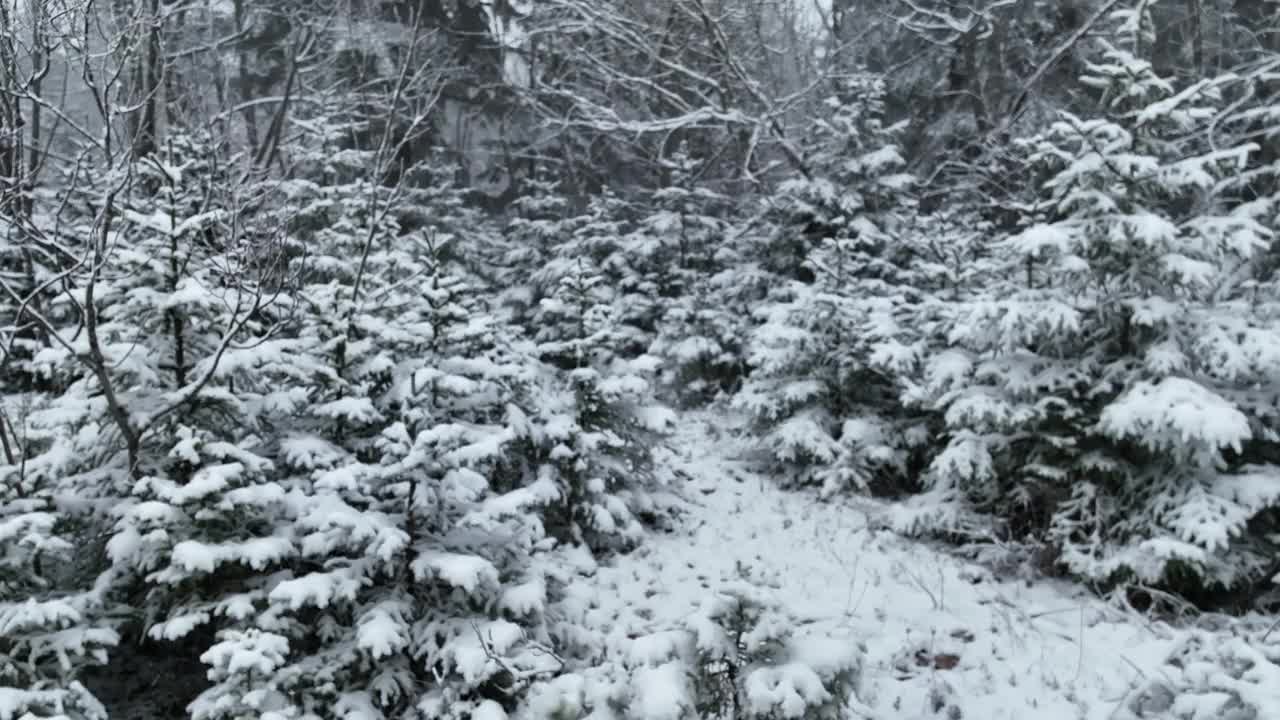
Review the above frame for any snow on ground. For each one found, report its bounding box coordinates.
[564,410,1280,720]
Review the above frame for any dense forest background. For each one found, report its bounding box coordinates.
[3,0,1280,718]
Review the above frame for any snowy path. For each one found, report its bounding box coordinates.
[582,412,1194,720]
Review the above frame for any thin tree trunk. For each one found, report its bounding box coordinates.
[131,0,163,157]
[1188,0,1203,76]
[233,0,260,150]
[26,0,46,181]
[0,0,21,212]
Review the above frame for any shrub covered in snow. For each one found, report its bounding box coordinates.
[898,38,1280,594]
[1127,627,1280,719]
[524,573,865,720]
[0,474,117,720]
[687,581,862,720]
[731,86,931,498]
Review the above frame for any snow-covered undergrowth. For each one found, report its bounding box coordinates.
[535,411,1280,720]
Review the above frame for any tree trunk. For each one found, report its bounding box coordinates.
[128,0,163,158]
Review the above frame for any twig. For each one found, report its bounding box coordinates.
[469,621,566,696]
[999,0,1128,133]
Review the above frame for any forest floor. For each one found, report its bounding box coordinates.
[575,409,1280,720]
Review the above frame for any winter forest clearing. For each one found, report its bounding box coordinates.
[4,0,1280,719]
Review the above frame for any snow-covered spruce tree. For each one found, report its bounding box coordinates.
[685,580,862,720]
[635,147,728,301]
[495,178,682,553]
[648,272,748,407]
[0,130,298,719]
[521,256,676,554]
[80,133,307,713]
[0,396,118,720]
[524,188,664,359]
[0,110,115,720]
[525,565,865,720]
[509,170,729,374]
[524,559,868,720]
[501,161,743,412]
[497,177,575,328]
[732,78,930,497]
[904,37,1280,594]
[169,162,568,720]
[640,149,745,406]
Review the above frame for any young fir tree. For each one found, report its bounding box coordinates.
[524,256,676,555]
[524,561,865,720]
[173,160,569,720]
[497,176,682,554]
[649,272,748,407]
[0,129,300,719]
[907,32,1280,593]
[103,130,301,604]
[685,578,862,720]
[732,78,929,497]
[642,148,744,405]
[498,177,575,328]
[0,396,118,720]
[0,106,115,720]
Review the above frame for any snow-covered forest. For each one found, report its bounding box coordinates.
[3,0,1280,718]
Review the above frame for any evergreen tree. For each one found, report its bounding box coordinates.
[0,396,117,720]
[179,165,567,719]
[525,258,676,554]
[732,84,928,497]
[907,39,1280,591]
